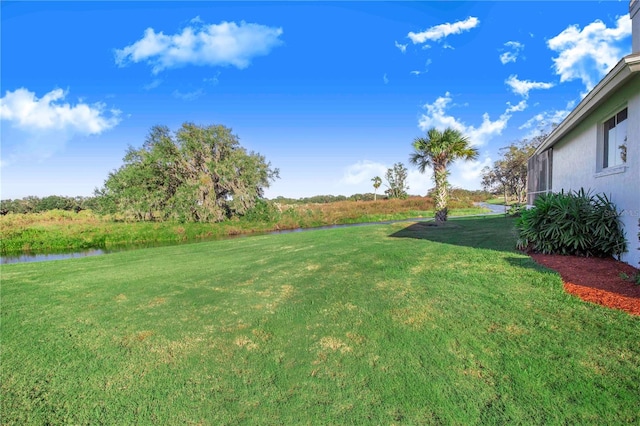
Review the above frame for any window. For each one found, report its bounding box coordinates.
[603,107,627,169]
[527,148,552,205]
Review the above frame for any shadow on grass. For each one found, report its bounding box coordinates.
[389,215,519,253]
[391,216,640,314]
[390,216,563,281]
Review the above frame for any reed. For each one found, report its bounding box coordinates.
[0,198,488,255]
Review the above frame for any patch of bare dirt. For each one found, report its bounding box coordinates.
[530,254,640,316]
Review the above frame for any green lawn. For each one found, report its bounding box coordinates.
[2,216,638,424]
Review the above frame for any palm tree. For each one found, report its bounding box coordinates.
[410,127,479,225]
[371,176,382,201]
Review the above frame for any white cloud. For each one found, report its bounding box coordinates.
[406,151,493,194]
[172,89,205,101]
[505,75,555,98]
[204,71,221,85]
[519,100,573,138]
[506,40,523,48]
[143,78,163,90]
[395,40,408,53]
[339,160,388,186]
[0,88,121,134]
[499,41,524,64]
[407,169,430,195]
[448,157,493,190]
[506,100,528,113]
[115,20,283,74]
[520,108,570,130]
[383,73,389,84]
[417,92,516,147]
[519,113,544,130]
[410,59,432,76]
[0,88,121,164]
[408,16,479,45]
[547,15,631,91]
[500,52,517,64]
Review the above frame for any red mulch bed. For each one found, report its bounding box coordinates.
[530,254,640,316]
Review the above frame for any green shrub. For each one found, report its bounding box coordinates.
[516,189,626,258]
[241,199,282,223]
[507,203,525,217]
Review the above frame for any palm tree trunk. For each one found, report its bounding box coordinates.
[434,164,448,225]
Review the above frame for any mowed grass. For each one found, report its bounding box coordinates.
[2,216,639,424]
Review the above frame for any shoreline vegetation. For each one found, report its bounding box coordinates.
[0,196,490,255]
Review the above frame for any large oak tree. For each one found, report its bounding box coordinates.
[97,123,279,222]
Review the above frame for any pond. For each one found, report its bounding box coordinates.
[1,249,108,265]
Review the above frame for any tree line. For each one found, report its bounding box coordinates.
[272,194,378,205]
[2,121,540,224]
[0,196,98,215]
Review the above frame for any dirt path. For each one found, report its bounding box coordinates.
[530,254,640,316]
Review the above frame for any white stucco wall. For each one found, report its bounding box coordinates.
[632,0,640,53]
[552,76,640,267]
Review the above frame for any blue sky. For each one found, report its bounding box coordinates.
[1,1,633,199]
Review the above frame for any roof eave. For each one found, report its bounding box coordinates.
[534,54,640,155]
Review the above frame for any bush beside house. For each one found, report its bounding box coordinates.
[516,189,627,258]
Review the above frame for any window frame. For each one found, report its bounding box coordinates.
[600,106,629,171]
[597,106,628,174]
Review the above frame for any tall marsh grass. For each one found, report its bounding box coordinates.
[1,197,488,255]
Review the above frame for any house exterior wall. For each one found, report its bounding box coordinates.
[632,0,640,53]
[551,76,640,267]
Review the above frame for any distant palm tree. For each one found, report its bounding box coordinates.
[410,127,479,225]
[371,176,382,201]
